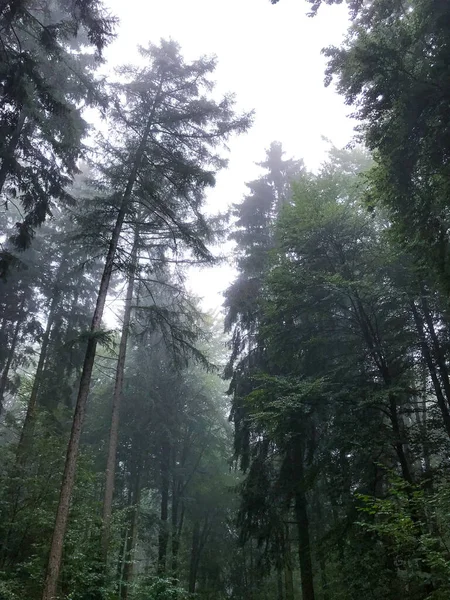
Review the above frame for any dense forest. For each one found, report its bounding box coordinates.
[1,0,450,599]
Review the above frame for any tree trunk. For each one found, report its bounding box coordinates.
[171,471,183,580]
[388,393,413,484]
[101,233,139,560]
[313,495,329,600]
[0,316,9,375]
[41,87,163,600]
[188,520,200,594]
[0,291,61,565]
[158,434,170,574]
[117,476,133,597]
[410,299,450,438]
[352,294,413,484]
[292,444,315,600]
[0,297,25,417]
[284,523,295,600]
[16,278,64,462]
[171,500,184,581]
[121,458,142,600]
[420,290,450,408]
[277,568,284,600]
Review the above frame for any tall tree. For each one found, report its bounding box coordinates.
[41,39,251,600]
[319,0,450,293]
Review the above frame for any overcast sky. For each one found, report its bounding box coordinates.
[104,0,355,313]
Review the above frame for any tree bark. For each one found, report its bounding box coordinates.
[101,232,139,560]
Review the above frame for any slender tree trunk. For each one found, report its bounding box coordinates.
[277,568,284,600]
[171,500,184,581]
[41,216,124,600]
[317,537,328,600]
[101,233,139,560]
[188,520,200,594]
[284,565,294,600]
[352,295,413,484]
[418,393,432,474]
[410,299,450,438]
[0,291,61,564]
[388,393,413,484]
[312,496,329,600]
[16,283,63,462]
[284,523,295,600]
[41,87,163,600]
[117,476,133,597]
[292,444,315,600]
[171,474,182,579]
[0,315,9,369]
[0,297,25,417]
[121,458,142,600]
[158,434,170,574]
[61,288,81,411]
[171,490,179,578]
[420,290,450,407]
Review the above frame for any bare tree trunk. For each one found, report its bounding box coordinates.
[101,233,139,560]
[40,74,166,597]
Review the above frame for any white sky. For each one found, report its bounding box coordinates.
[104,0,355,314]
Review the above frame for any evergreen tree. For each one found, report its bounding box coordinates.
[0,0,115,275]
[42,39,251,600]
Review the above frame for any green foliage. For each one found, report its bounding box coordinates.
[322,0,450,294]
[0,0,116,276]
[225,142,450,599]
[134,576,192,600]
[356,477,450,598]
